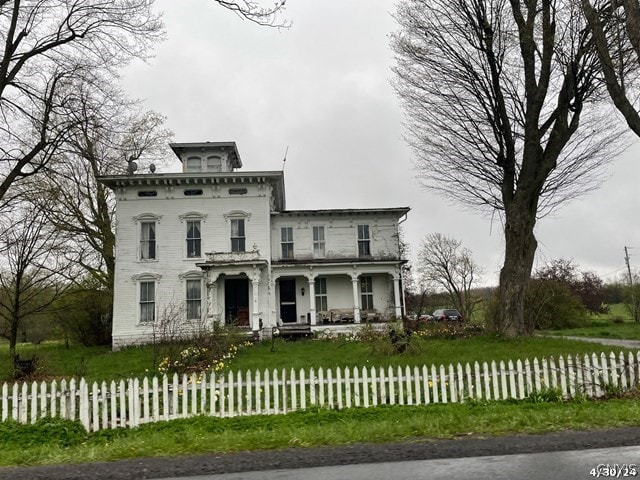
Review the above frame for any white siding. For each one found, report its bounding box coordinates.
[112,184,272,347]
[270,213,401,262]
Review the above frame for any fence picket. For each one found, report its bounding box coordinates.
[319,368,326,407]
[432,365,439,403]
[456,363,464,402]
[345,367,352,408]
[289,369,296,412]
[372,367,379,407]
[405,366,412,405]
[439,365,447,403]
[609,352,619,388]
[327,369,334,409]
[474,362,482,400]
[482,362,491,401]
[490,361,499,400]
[336,368,343,409]
[30,382,37,423]
[575,356,585,398]
[582,355,594,398]
[363,368,370,408]
[264,369,270,415]
[619,352,628,390]
[567,356,576,398]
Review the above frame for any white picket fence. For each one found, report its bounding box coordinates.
[1,351,639,432]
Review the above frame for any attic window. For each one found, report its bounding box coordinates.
[138,191,158,197]
[229,188,248,195]
[184,189,203,196]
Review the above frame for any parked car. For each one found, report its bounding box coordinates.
[415,313,433,322]
[431,309,463,322]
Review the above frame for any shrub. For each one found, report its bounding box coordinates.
[525,279,589,330]
[0,418,87,449]
[155,323,251,376]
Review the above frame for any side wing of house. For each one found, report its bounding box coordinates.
[269,208,410,326]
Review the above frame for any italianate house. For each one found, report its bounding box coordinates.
[100,142,410,348]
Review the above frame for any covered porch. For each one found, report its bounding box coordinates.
[271,261,405,328]
[196,251,269,332]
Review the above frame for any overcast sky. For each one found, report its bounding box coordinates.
[121,0,640,287]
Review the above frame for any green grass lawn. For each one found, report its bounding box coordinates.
[1,332,638,384]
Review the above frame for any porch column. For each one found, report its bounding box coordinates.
[207,272,221,325]
[251,266,260,333]
[269,276,277,327]
[351,276,361,323]
[307,276,316,326]
[393,275,402,318]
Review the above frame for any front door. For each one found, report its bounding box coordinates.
[279,278,297,323]
[225,278,249,326]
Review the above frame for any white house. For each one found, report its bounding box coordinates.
[100,142,410,348]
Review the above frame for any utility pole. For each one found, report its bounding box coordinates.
[624,246,638,322]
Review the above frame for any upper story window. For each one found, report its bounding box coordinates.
[186,220,201,258]
[134,213,161,261]
[231,218,246,252]
[206,156,222,172]
[357,224,371,257]
[186,156,201,172]
[140,221,156,260]
[281,227,294,259]
[313,226,325,257]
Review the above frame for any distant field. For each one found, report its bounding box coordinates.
[541,303,640,340]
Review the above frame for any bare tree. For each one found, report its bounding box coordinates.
[392,0,630,336]
[0,0,164,205]
[0,206,71,356]
[417,233,482,322]
[215,0,289,27]
[34,86,172,295]
[582,0,640,135]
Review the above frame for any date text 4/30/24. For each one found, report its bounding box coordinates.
[590,464,638,478]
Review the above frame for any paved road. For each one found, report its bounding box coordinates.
[0,427,639,480]
[150,445,640,480]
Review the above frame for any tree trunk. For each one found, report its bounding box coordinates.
[496,200,539,337]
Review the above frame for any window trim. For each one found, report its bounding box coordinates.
[314,277,328,312]
[230,218,246,252]
[360,275,374,310]
[132,272,162,325]
[312,225,326,258]
[281,226,294,259]
[224,210,251,253]
[186,156,202,172]
[357,224,371,257]
[179,212,207,259]
[134,213,162,262]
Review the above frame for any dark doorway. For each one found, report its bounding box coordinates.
[225,278,249,326]
[279,278,297,323]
